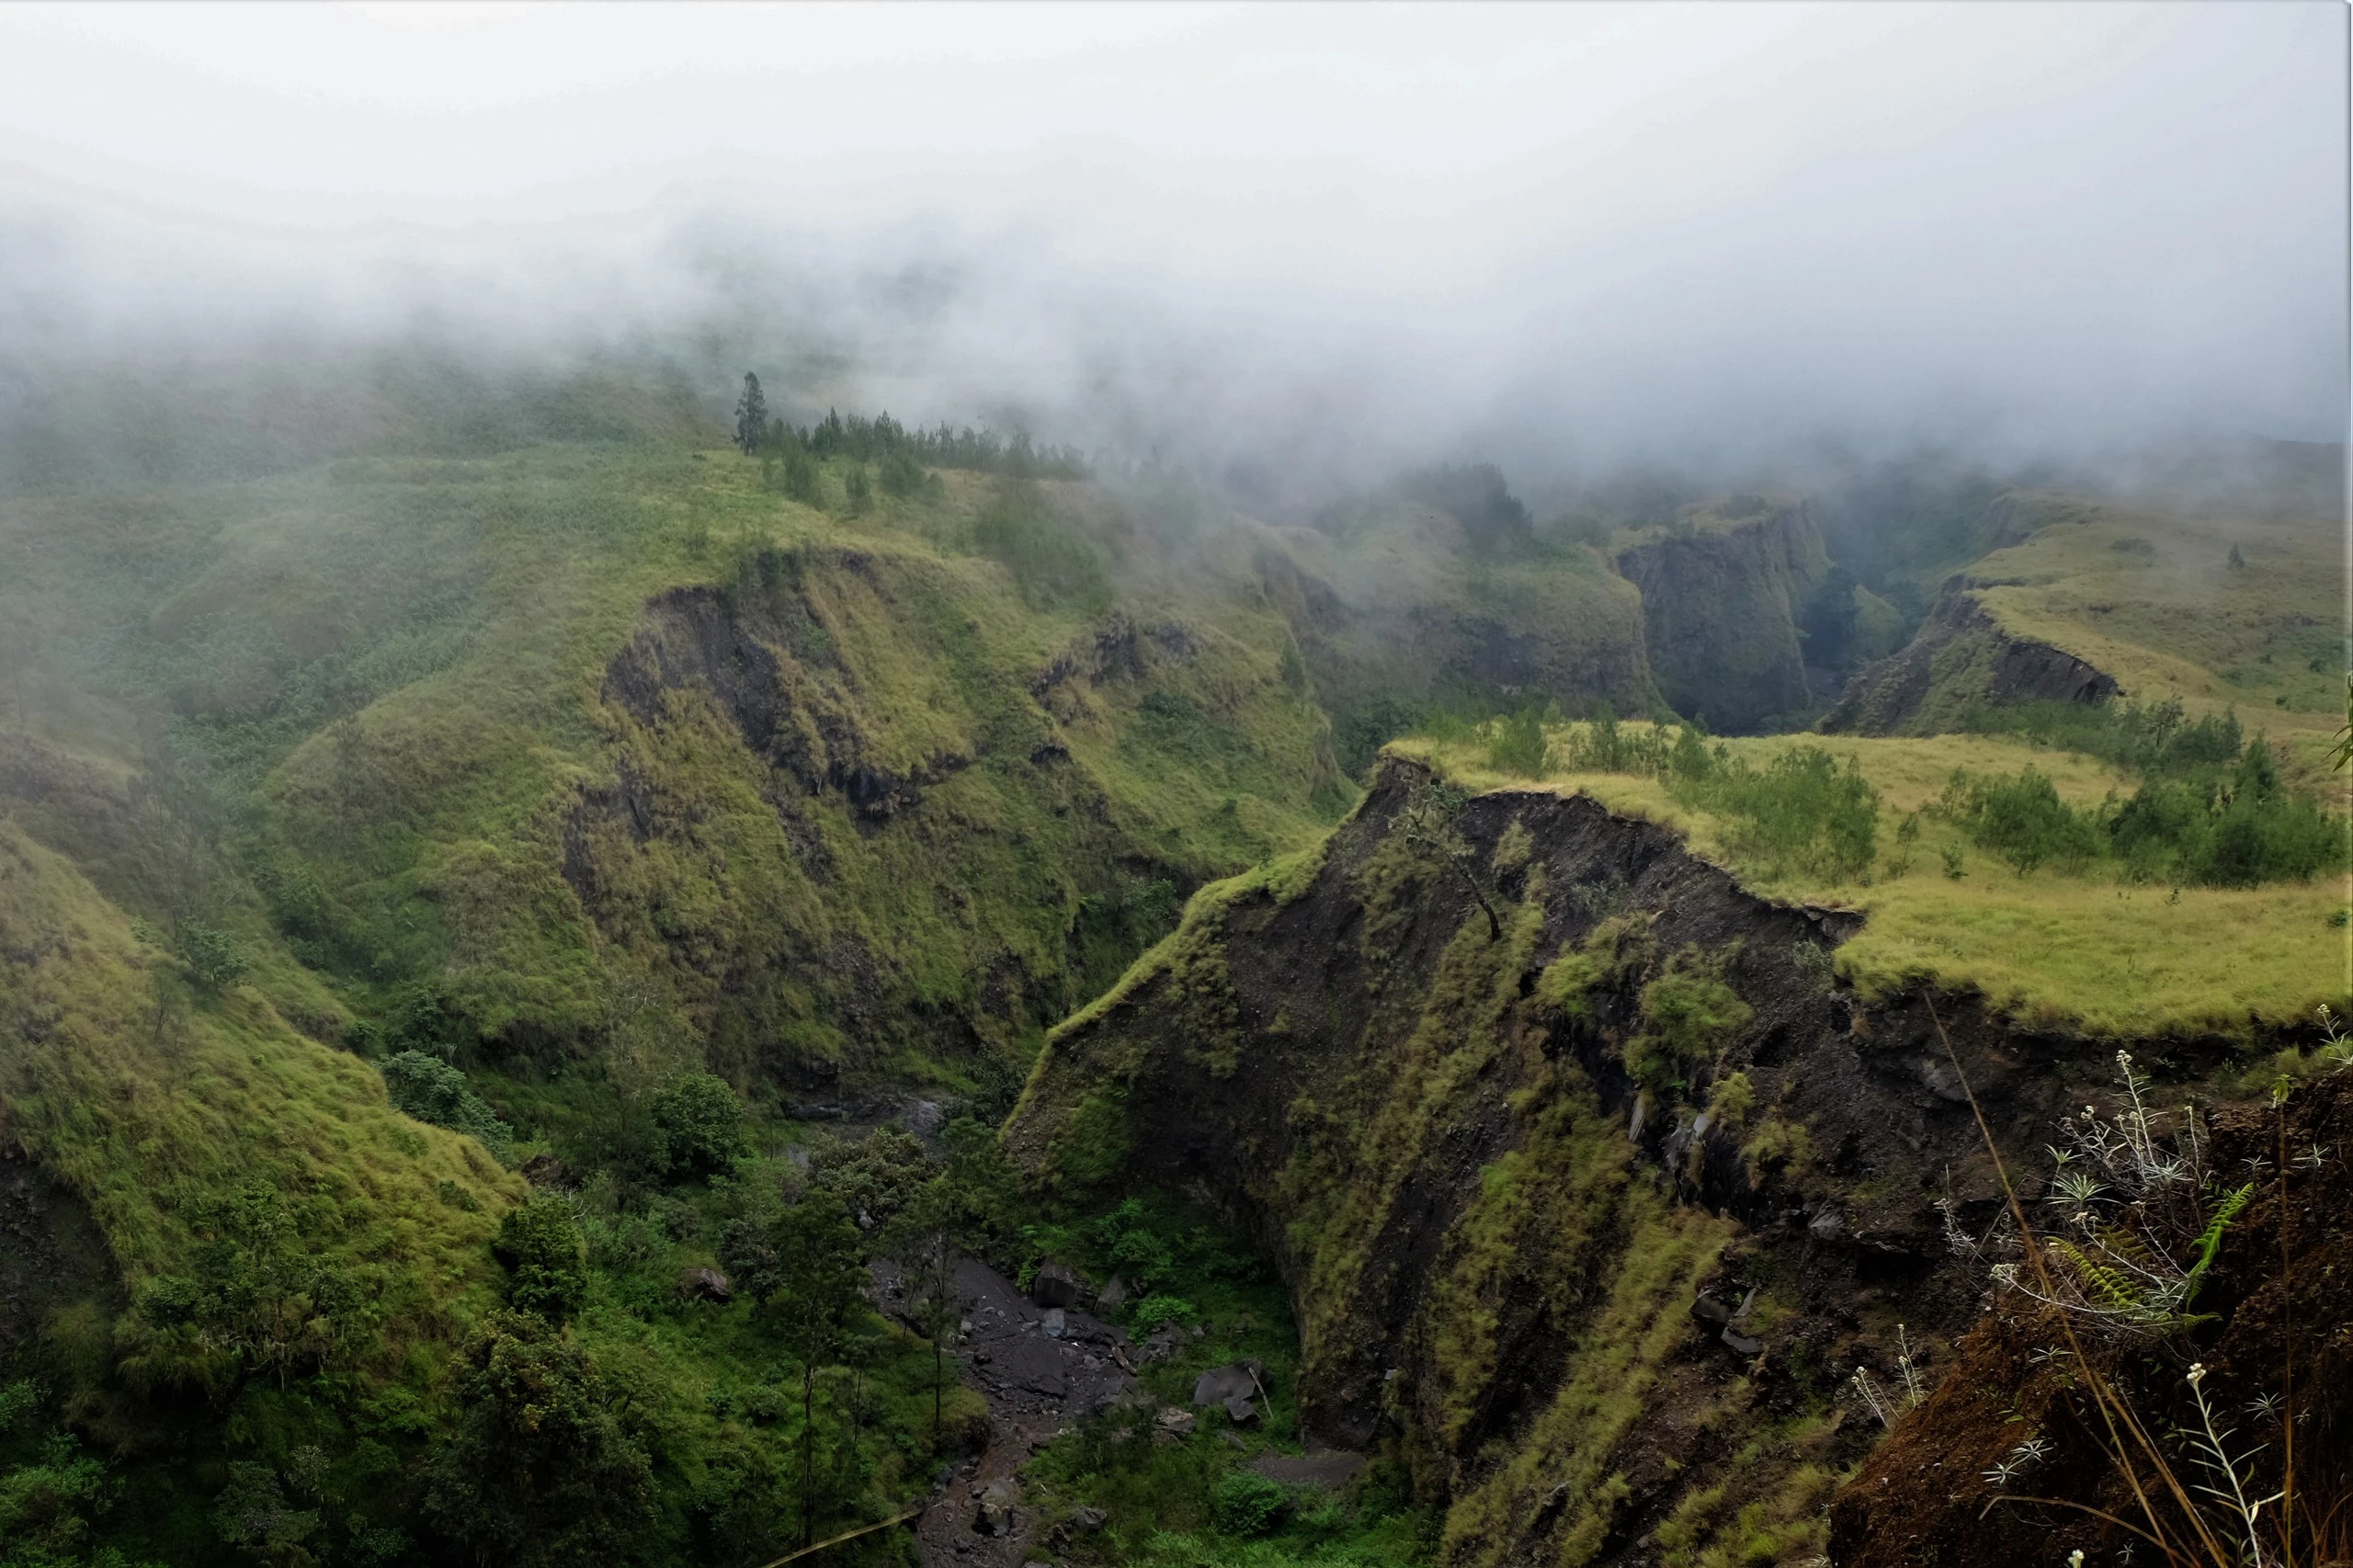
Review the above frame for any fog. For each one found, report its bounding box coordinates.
[0,2,2343,494]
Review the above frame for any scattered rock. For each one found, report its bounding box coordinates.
[1096,1274,1126,1312]
[1032,1260,1090,1309]
[675,1267,732,1304]
[1223,1393,1259,1424]
[1072,1506,1108,1533]
[1137,1321,1188,1364]
[1154,1406,1197,1441]
[1722,1327,1763,1356]
[1042,1307,1066,1339]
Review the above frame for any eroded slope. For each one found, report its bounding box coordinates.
[1008,756,2122,1566]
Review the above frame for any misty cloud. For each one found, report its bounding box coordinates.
[0,3,2342,488]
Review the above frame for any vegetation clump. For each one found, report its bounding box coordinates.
[1938,727,2342,886]
[381,1050,516,1158]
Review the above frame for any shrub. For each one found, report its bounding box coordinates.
[1485,707,1549,777]
[1948,767,2101,877]
[646,1073,745,1183]
[175,920,251,989]
[1671,744,1879,881]
[425,1312,654,1568]
[1211,1470,1290,1536]
[1130,1295,1198,1332]
[380,1051,513,1157]
[493,1197,588,1322]
[1625,946,1753,1096]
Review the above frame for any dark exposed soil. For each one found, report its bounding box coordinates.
[1829,1073,2353,1567]
[0,1146,119,1369]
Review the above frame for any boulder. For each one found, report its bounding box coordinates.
[974,1478,1018,1535]
[1095,1274,1127,1312]
[1072,1506,1108,1533]
[1042,1307,1066,1339]
[1223,1393,1259,1424]
[1154,1406,1197,1441]
[675,1267,733,1304]
[518,1153,574,1190]
[1031,1260,1090,1309]
[1191,1359,1266,1407]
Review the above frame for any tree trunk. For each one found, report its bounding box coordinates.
[801,1359,816,1548]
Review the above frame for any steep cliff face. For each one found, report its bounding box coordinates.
[1614,499,1834,732]
[1246,512,1657,763]
[538,541,1346,1080]
[1820,579,2120,736]
[1007,756,2129,1566]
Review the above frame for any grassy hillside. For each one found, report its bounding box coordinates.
[1393,722,2347,1039]
[1961,490,2344,782]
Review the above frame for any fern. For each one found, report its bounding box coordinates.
[2179,1182,2254,1307]
[2050,1237,2145,1316]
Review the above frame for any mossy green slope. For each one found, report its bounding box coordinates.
[2,443,1350,1088]
[0,816,519,1370]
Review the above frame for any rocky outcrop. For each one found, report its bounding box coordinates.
[1615,497,1833,732]
[1007,756,2142,1567]
[1821,579,2119,736]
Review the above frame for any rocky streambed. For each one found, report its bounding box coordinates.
[873,1256,1137,1566]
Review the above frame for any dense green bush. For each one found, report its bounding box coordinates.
[425,1312,654,1568]
[1665,740,1879,881]
[0,1381,164,1568]
[1942,738,2344,886]
[173,919,251,989]
[1485,707,1550,776]
[1949,767,2103,876]
[1626,946,1754,1095]
[646,1072,745,1183]
[1211,1469,1290,1536]
[493,1197,589,1321]
[1961,697,2246,781]
[129,1183,369,1397]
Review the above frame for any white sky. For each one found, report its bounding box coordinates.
[0,2,2344,466]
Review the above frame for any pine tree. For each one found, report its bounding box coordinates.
[733,373,768,455]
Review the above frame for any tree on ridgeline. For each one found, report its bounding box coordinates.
[734,373,768,455]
